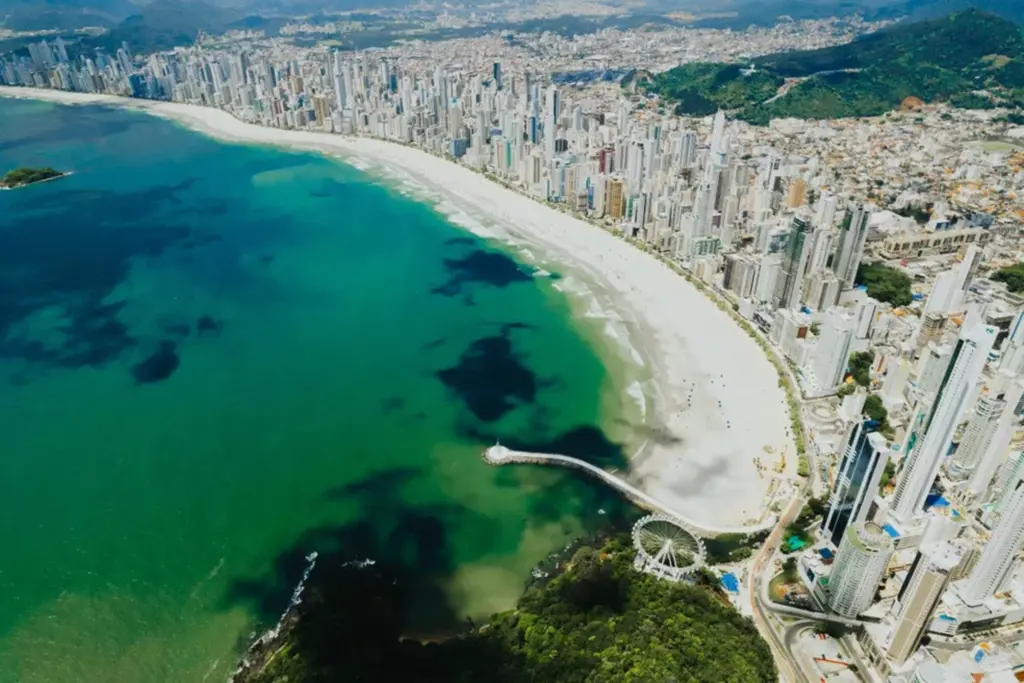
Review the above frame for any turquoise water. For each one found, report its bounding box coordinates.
[0,99,640,683]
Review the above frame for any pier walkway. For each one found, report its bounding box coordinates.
[484,445,776,538]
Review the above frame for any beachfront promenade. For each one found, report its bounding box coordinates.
[484,444,777,538]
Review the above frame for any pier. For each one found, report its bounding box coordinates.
[484,444,776,538]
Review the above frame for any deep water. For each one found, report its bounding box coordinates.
[0,98,639,682]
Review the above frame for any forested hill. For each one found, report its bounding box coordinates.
[640,10,1024,124]
[233,536,777,683]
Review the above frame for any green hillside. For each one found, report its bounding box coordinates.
[642,10,1024,123]
[235,537,777,683]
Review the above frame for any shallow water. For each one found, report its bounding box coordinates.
[0,99,640,683]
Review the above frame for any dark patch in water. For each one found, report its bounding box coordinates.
[260,255,274,265]
[131,340,180,384]
[431,249,531,298]
[421,336,446,351]
[444,236,476,247]
[164,323,192,338]
[0,179,198,369]
[196,316,223,336]
[0,104,136,154]
[435,327,537,422]
[380,397,407,414]
[227,467,474,634]
[548,271,563,280]
[501,322,534,332]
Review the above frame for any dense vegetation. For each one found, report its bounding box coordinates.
[237,536,776,683]
[0,166,64,188]
[991,262,1024,292]
[641,10,1024,123]
[848,350,875,387]
[855,262,914,307]
[643,63,784,117]
[686,0,1024,31]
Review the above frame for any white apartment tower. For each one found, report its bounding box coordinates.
[829,522,895,618]
[949,393,1005,478]
[892,325,997,523]
[958,469,1024,605]
[810,310,854,392]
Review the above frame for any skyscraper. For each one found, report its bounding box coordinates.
[809,310,854,392]
[492,62,502,90]
[775,211,812,310]
[832,203,872,289]
[544,84,558,160]
[888,542,960,665]
[823,422,891,547]
[829,522,894,618]
[958,469,1024,605]
[949,393,1005,478]
[891,324,998,523]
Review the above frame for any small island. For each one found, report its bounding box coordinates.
[0,167,67,189]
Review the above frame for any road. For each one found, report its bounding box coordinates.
[746,331,821,683]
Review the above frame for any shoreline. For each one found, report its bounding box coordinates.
[0,86,797,531]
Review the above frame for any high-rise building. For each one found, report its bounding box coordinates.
[891,324,998,523]
[823,422,891,547]
[606,178,625,220]
[809,310,854,392]
[815,190,838,228]
[544,84,558,160]
[958,469,1024,605]
[888,542,961,665]
[492,62,502,90]
[915,342,952,396]
[775,211,812,310]
[786,178,807,208]
[832,203,872,289]
[949,393,1005,478]
[829,522,894,618]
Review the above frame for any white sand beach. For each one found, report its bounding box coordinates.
[0,86,797,532]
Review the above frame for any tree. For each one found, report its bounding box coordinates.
[837,383,856,398]
[992,262,1024,293]
[855,263,913,307]
[848,351,875,387]
[238,538,779,683]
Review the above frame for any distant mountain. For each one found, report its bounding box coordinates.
[0,0,137,29]
[872,0,1024,23]
[642,9,1024,123]
[683,0,1024,29]
[74,0,240,53]
[0,0,259,31]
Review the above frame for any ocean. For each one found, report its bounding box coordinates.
[0,97,641,683]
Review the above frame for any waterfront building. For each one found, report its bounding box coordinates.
[829,521,895,618]
[823,422,891,548]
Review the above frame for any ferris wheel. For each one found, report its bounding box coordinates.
[632,514,705,581]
